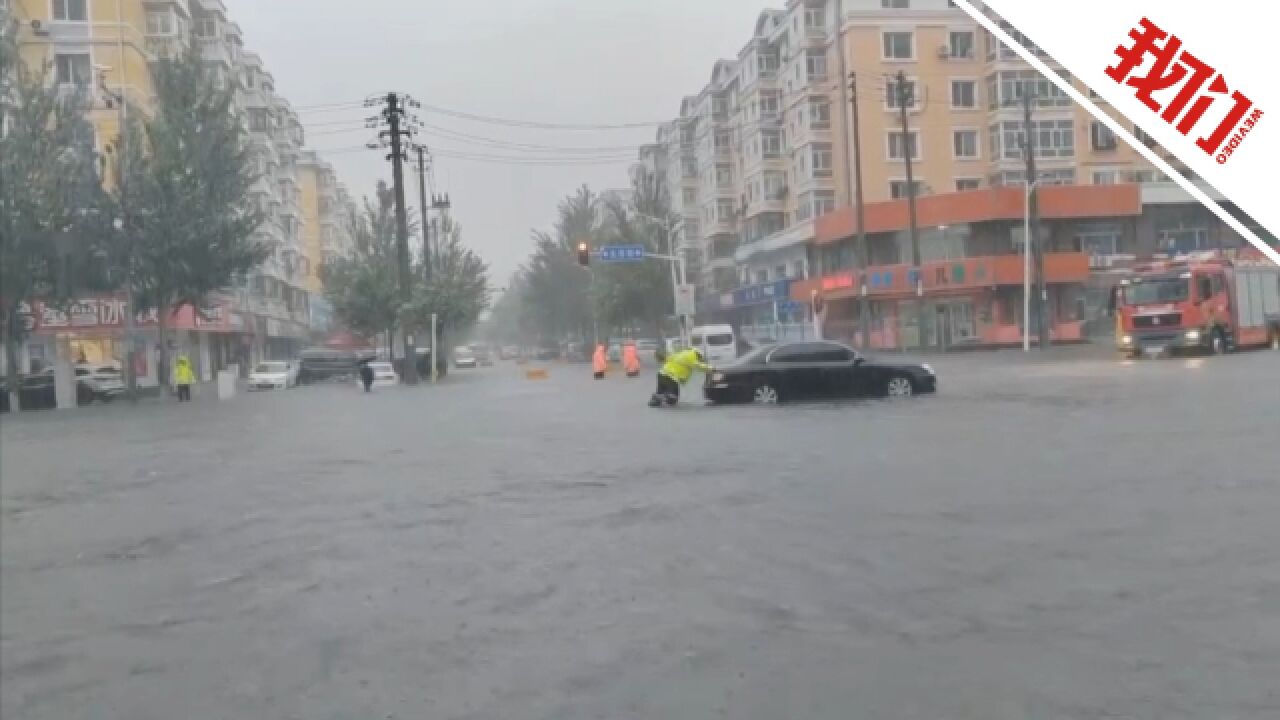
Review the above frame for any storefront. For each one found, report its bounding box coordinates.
[798,254,1091,351]
[14,295,247,385]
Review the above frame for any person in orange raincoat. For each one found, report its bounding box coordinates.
[592,344,607,379]
[622,342,641,377]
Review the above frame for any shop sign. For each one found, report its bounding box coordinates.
[731,279,791,307]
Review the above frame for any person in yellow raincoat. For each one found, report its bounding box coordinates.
[622,341,641,377]
[174,355,196,403]
[592,344,607,379]
[649,347,712,407]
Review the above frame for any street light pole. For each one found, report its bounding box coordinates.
[1023,179,1038,352]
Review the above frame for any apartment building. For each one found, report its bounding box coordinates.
[4,0,353,381]
[831,0,1156,203]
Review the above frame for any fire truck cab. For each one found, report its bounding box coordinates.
[1116,250,1280,357]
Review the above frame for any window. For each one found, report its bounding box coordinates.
[764,171,787,198]
[681,157,698,178]
[809,96,830,129]
[953,130,979,159]
[813,190,836,217]
[774,264,788,280]
[146,11,175,35]
[887,131,920,161]
[881,0,910,8]
[885,77,917,109]
[243,70,256,89]
[248,108,271,132]
[997,120,1075,159]
[716,198,736,221]
[804,6,826,33]
[811,143,833,177]
[714,130,731,152]
[715,164,733,187]
[761,129,782,157]
[53,0,87,21]
[1092,171,1118,185]
[814,343,855,363]
[1074,223,1121,256]
[1090,122,1117,151]
[196,18,219,38]
[792,260,806,279]
[805,49,828,81]
[768,344,822,363]
[889,180,925,199]
[883,31,913,60]
[951,80,977,109]
[949,31,975,58]
[759,91,780,118]
[682,188,698,205]
[54,53,90,86]
[996,70,1071,108]
[758,53,779,77]
[955,178,981,191]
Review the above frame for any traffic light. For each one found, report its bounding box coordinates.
[576,241,590,266]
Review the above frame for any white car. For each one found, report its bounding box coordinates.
[454,346,477,368]
[248,361,298,390]
[74,363,126,403]
[358,361,399,388]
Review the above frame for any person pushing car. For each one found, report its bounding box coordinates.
[649,347,712,407]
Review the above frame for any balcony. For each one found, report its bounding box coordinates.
[198,37,234,67]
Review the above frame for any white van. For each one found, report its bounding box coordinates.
[689,324,738,365]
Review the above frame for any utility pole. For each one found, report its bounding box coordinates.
[894,70,925,350]
[373,92,420,384]
[1020,86,1049,350]
[414,145,432,283]
[99,59,138,403]
[849,72,869,350]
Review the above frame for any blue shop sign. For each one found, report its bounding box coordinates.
[731,279,791,308]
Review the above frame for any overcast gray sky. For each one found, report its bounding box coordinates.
[226,0,761,283]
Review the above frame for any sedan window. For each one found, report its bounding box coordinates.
[767,344,825,363]
[811,343,855,362]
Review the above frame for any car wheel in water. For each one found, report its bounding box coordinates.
[886,375,914,397]
[752,383,779,405]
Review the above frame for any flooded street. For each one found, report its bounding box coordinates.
[3,351,1279,719]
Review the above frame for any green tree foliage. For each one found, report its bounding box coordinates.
[591,170,676,336]
[404,219,489,343]
[0,18,105,409]
[503,175,680,345]
[321,183,400,344]
[110,45,267,381]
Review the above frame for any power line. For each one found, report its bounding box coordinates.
[418,102,666,130]
[418,122,643,154]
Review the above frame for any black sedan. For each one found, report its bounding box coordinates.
[703,341,936,405]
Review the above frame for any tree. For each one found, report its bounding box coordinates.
[404,219,490,363]
[518,185,598,342]
[591,169,676,336]
[0,18,105,410]
[111,45,267,384]
[322,183,401,350]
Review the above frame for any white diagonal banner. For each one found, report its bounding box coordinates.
[956,0,1280,266]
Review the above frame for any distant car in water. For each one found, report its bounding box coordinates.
[75,363,125,403]
[248,361,298,391]
[358,361,398,388]
[297,347,357,384]
[703,341,936,405]
[499,345,520,360]
[470,344,494,366]
[454,346,478,368]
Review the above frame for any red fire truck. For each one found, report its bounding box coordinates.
[1116,249,1280,357]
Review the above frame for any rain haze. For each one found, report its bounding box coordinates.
[226,0,756,283]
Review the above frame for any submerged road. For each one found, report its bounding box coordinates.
[3,350,1278,719]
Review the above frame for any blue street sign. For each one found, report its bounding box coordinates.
[598,245,647,263]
